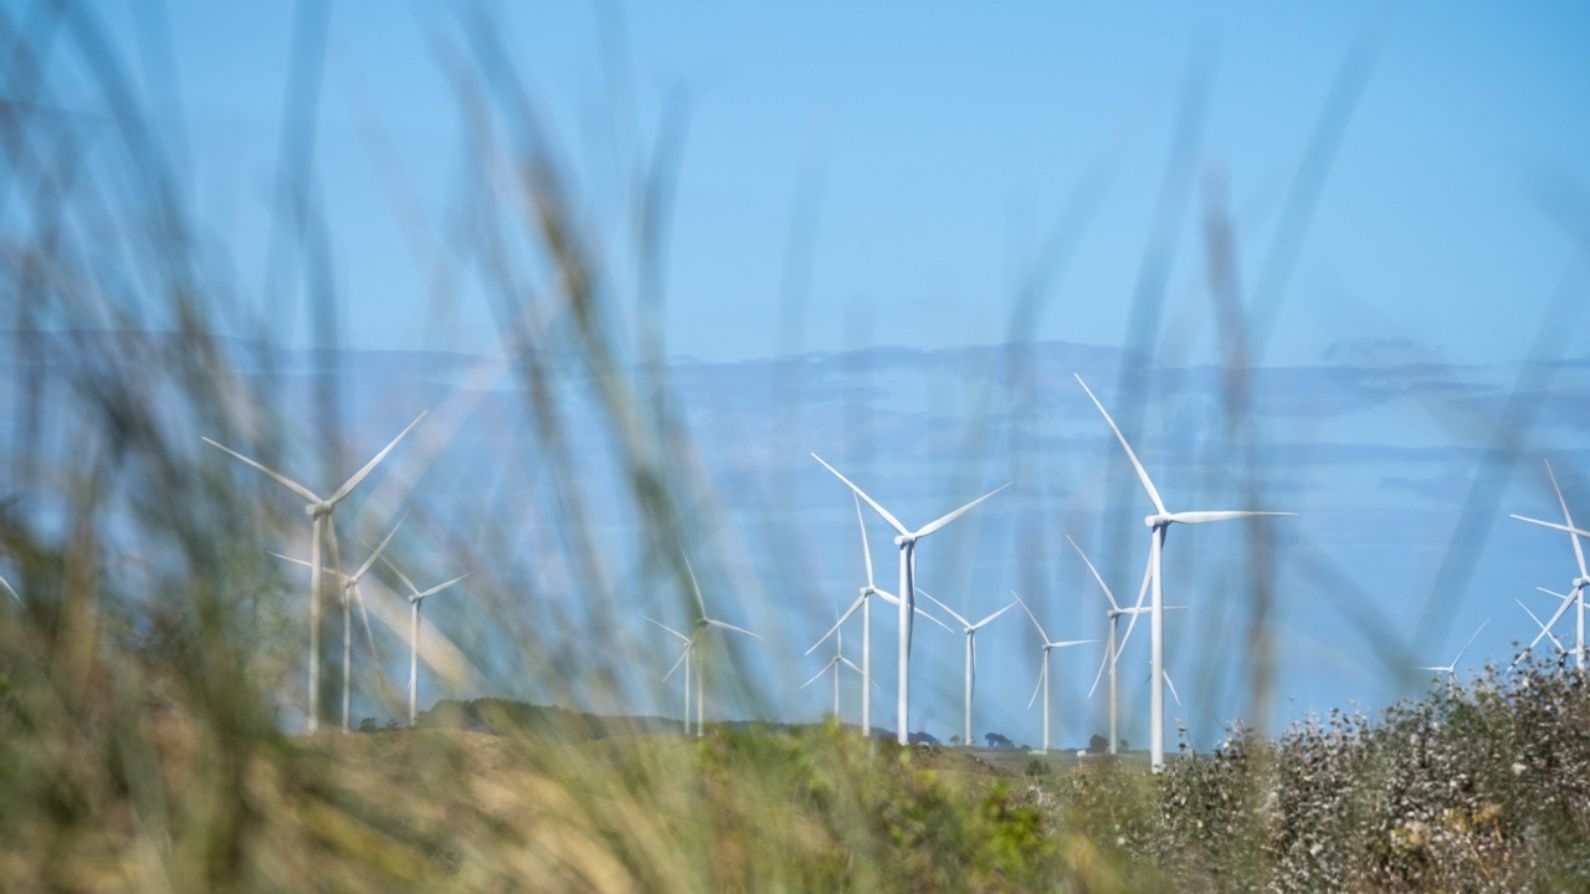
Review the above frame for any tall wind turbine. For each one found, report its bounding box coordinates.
[1075,374,1294,770]
[1510,460,1590,667]
[808,493,953,736]
[1416,619,1489,686]
[377,552,470,726]
[1017,595,1095,754]
[811,453,1010,746]
[801,622,868,722]
[682,554,762,736]
[1071,536,1150,756]
[205,412,426,733]
[916,589,1016,748]
[271,514,406,732]
[649,617,694,733]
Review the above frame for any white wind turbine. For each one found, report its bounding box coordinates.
[271,514,406,732]
[916,588,1016,748]
[204,412,426,733]
[811,454,1009,746]
[649,617,695,734]
[1074,374,1294,770]
[1510,460,1590,668]
[807,493,954,736]
[1016,595,1095,754]
[660,554,763,736]
[801,621,868,722]
[376,552,471,726]
[1416,619,1489,685]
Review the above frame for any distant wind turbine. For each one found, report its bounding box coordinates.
[1017,595,1095,754]
[1416,619,1489,685]
[917,588,1016,748]
[1075,374,1294,770]
[801,621,869,722]
[675,553,762,736]
[205,411,426,733]
[376,552,470,726]
[272,513,407,732]
[808,493,953,735]
[649,617,694,732]
[1510,460,1590,668]
[812,453,1009,746]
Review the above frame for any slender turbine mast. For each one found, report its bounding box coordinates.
[205,412,426,733]
[271,513,407,732]
[1510,460,1590,667]
[1075,374,1294,771]
[377,552,470,725]
[916,589,1016,748]
[812,453,1009,746]
[808,493,953,736]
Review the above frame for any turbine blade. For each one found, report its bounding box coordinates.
[799,664,830,691]
[268,551,316,571]
[1163,670,1182,707]
[644,615,691,643]
[914,482,1012,539]
[854,492,876,589]
[1449,618,1489,667]
[1027,657,1046,710]
[839,656,863,675]
[662,644,691,681]
[351,512,408,582]
[706,618,764,641]
[1073,373,1167,515]
[0,574,16,603]
[1522,594,1575,659]
[681,552,708,618]
[913,605,955,634]
[874,589,899,605]
[202,438,320,505]
[971,600,1018,630]
[374,551,423,598]
[1048,639,1097,649]
[1511,514,1590,540]
[916,588,970,629]
[1546,461,1588,579]
[811,453,908,535]
[1167,510,1297,524]
[1085,649,1109,699]
[1066,534,1119,611]
[416,572,472,599]
[1538,586,1572,602]
[1014,593,1051,644]
[327,412,427,506]
[1111,550,1154,666]
[1517,600,1565,653]
[806,595,865,655]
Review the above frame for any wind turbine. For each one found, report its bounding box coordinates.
[376,552,470,726]
[807,493,953,736]
[1510,460,1590,668]
[204,411,426,733]
[680,554,763,736]
[1074,374,1294,770]
[271,514,406,732]
[801,622,868,722]
[1416,619,1489,685]
[1070,535,1156,756]
[811,453,1010,746]
[1016,595,1095,754]
[916,588,1016,748]
[649,617,694,733]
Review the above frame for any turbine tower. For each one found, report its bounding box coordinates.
[812,453,1009,746]
[1017,595,1095,754]
[916,589,1016,748]
[1075,373,1294,770]
[205,411,426,733]
[271,514,406,732]
[682,554,762,736]
[1510,460,1589,667]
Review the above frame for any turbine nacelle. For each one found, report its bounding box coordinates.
[893,533,916,548]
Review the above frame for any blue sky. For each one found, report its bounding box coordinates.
[19,3,1590,744]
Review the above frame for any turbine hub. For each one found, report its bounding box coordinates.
[1144,514,1169,529]
[894,534,916,547]
[307,502,332,518]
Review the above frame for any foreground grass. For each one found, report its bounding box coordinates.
[4,662,1589,891]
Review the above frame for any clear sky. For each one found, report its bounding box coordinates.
[31,3,1590,744]
[93,1,1590,364]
